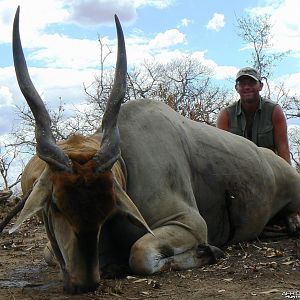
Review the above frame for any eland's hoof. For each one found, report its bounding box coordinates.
[287,212,300,238]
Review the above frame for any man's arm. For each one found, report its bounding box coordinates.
[216,108,229,130]
[272,105,291,164]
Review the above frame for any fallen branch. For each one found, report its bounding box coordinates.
[0,188,32,234]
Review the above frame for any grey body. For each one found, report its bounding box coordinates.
[101,99,300,264]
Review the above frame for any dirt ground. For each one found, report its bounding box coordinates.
[0,201,299,300]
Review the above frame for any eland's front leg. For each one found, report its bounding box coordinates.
[129,224,223,275]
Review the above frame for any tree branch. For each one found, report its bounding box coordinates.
[0,187,32,234]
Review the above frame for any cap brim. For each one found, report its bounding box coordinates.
[236,74,259,81]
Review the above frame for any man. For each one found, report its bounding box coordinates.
[216,67,291,164]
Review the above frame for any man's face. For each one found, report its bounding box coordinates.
[235,76,263,105]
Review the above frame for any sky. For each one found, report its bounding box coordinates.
[1,0,300,140]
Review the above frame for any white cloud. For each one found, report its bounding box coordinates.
[133,0,175,9]
[178,18,191,28]
[0,83,16,135]
[0,71,18,135]
[152,49,188,64]
[0,0,68,44]
[0,66,20,103]
[248,0,300,57]
[142,49,237,83]
[124,31,188,66]
[185,51,237,81]
[273,72,300,96]
[0,106,16,135]
[148,29,185,50]
[0,0,159,45]
[28,34,112,69]
[1,0,180,71]
[0,63,98,115]
[18,67,99,109]
[206,13,225,32]
[212,66,238,81]
[1,0,134,47]
[69,0,136,25]
[0,86,13,106]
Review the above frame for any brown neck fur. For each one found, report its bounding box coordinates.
[51,157,115,233]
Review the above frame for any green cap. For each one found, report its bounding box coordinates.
[236,67,261,82]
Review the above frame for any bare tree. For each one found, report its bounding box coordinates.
[288,126,300,170]
[82,36,119,127]
[125,56,231,125]
[86,53,232,126]
[272,82,300,119]
[236,14,287,79]
[160,57,231,124]
[0,143,22,202]
[0,145,21,189]
[8,94,103,157]
[127,60,164,100]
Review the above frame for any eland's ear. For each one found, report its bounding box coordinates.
[9,167,52,234]
[113,177,154,236]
